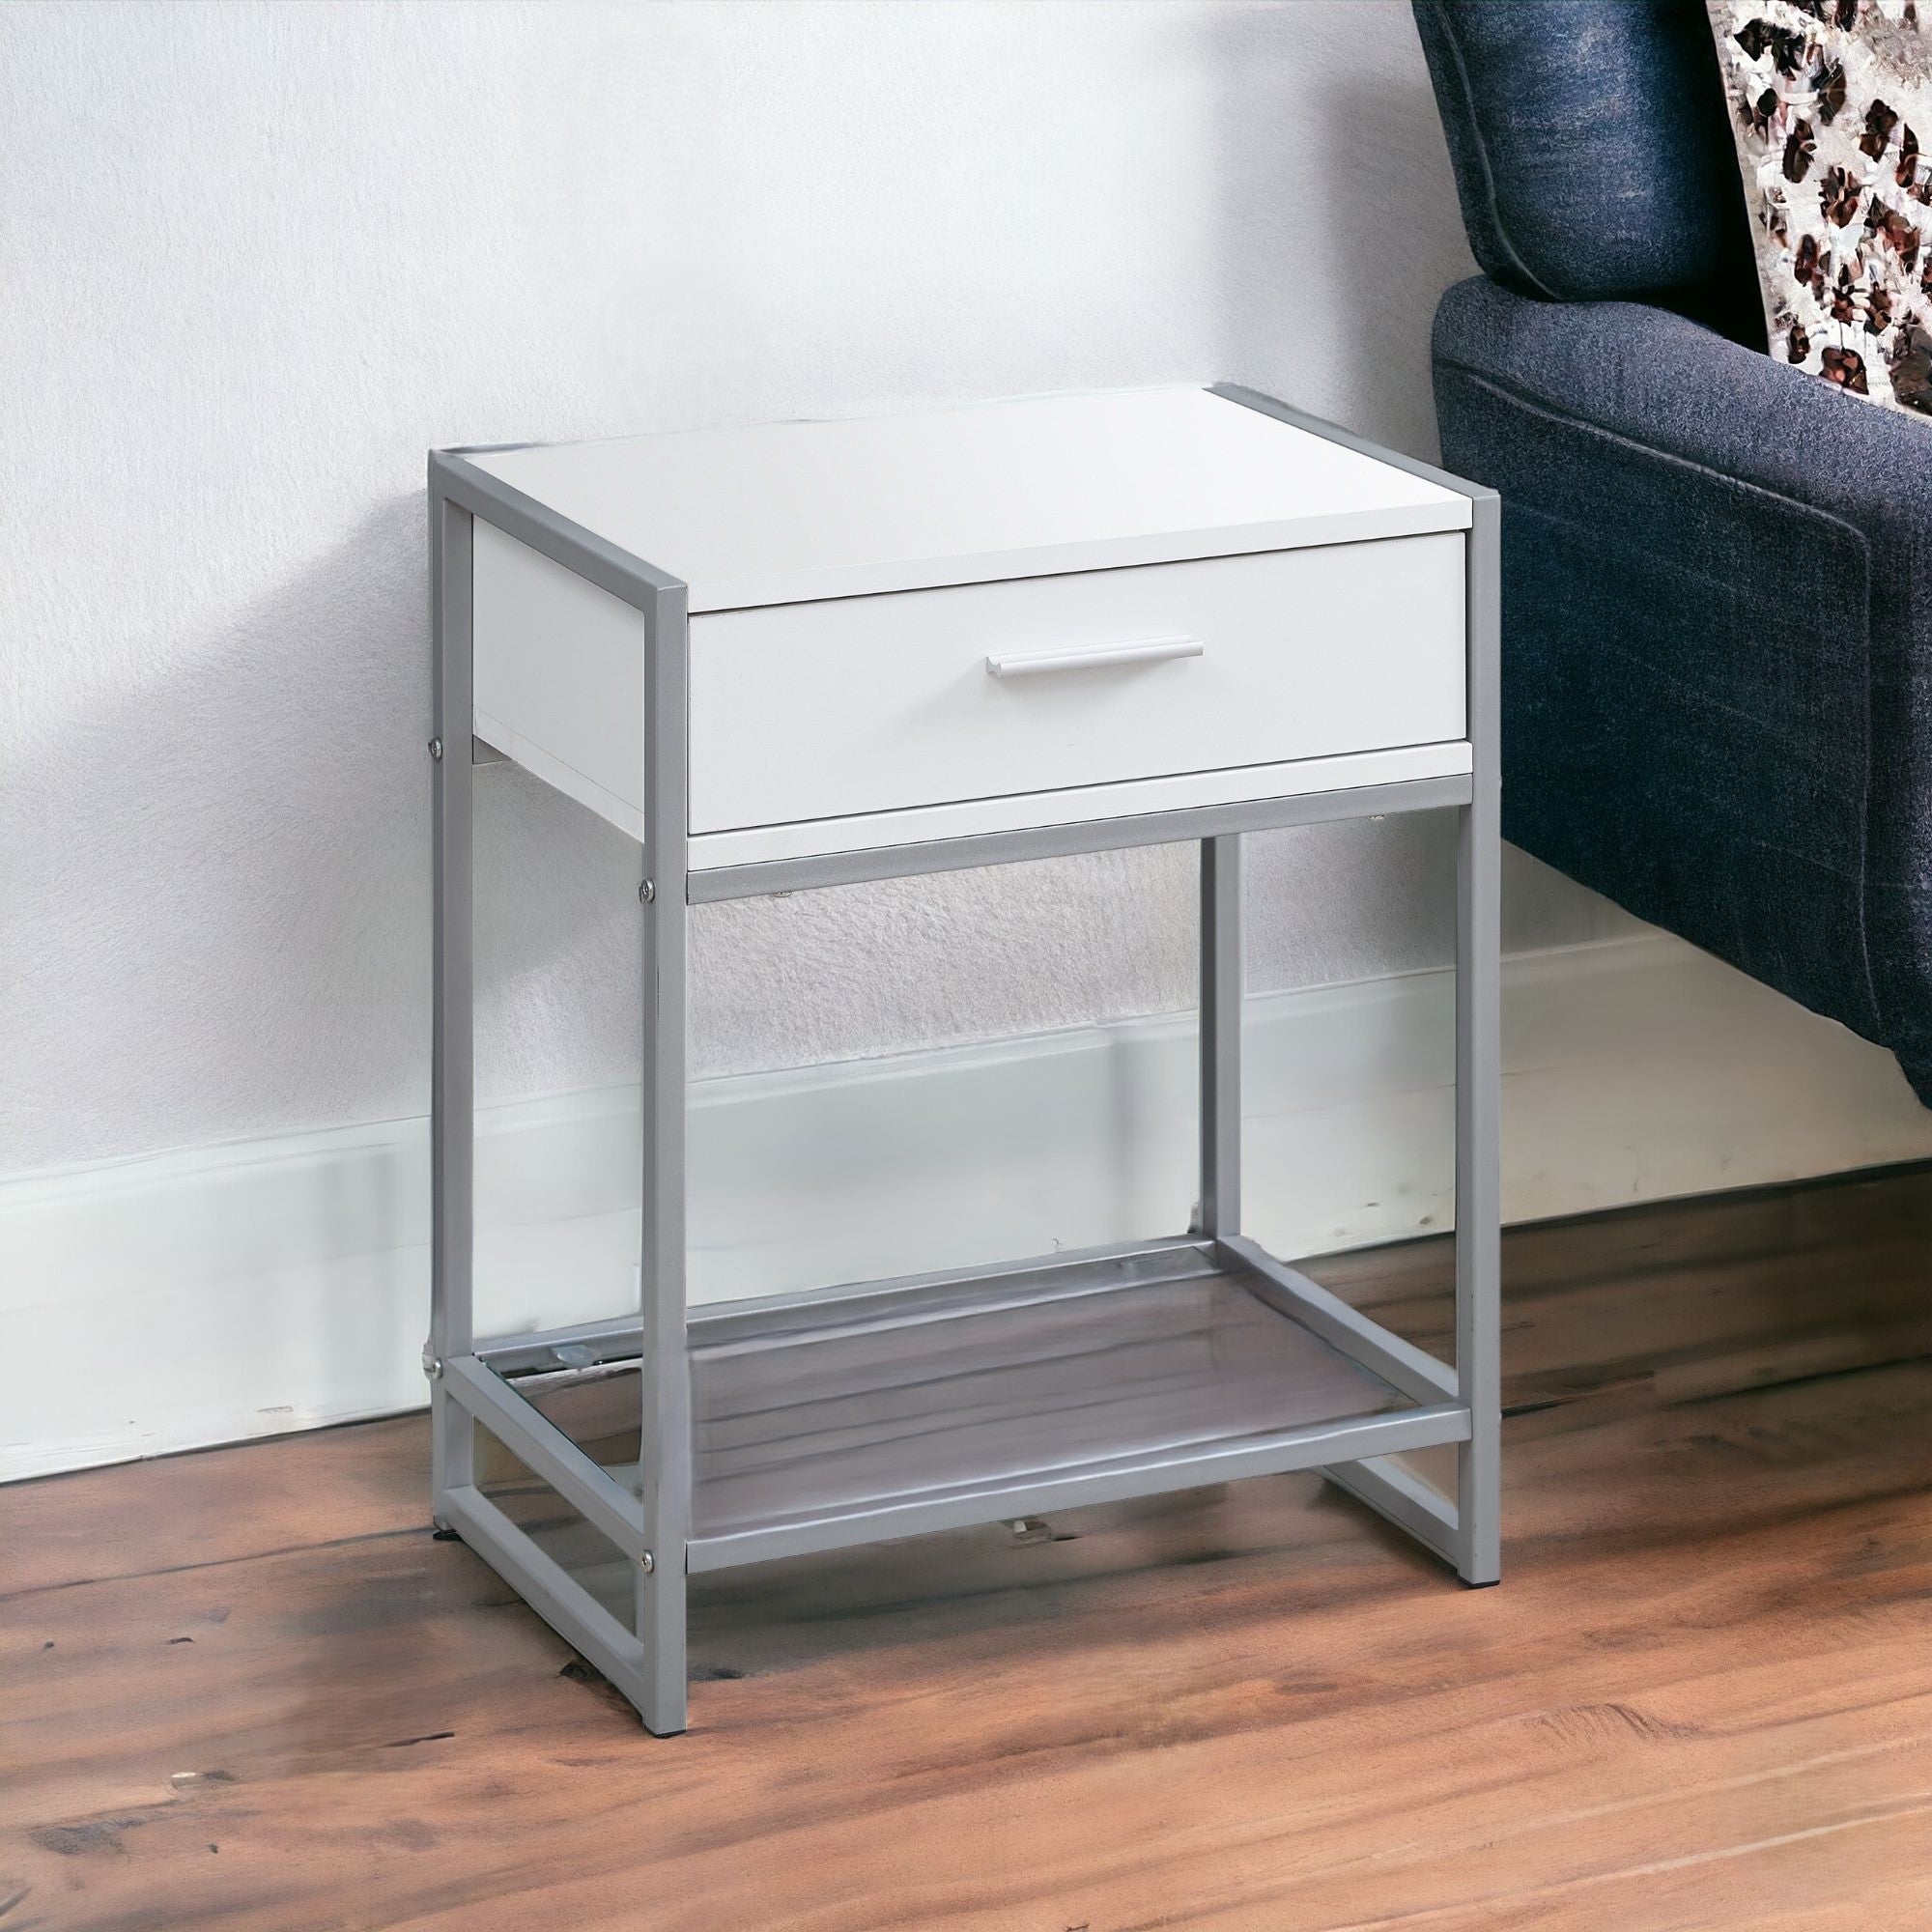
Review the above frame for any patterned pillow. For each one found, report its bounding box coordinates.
[1709,0,1932,414]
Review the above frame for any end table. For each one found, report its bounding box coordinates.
[427,384,1500,1735]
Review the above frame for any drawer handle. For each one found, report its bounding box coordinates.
[984,636,1205,680]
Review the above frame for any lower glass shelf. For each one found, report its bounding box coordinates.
[475,1237,1467,1601]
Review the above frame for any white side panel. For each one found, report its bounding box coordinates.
[473,708,646,839]
[469,388,1473,611]
[687,742,1473,870]
[689,536,1466,834]
[471,518,648,819]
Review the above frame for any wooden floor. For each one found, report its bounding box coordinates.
[7,1167,1932,1931]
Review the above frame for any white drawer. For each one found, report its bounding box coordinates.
[688,535,1464,834]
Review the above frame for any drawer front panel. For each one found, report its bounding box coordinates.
[689,535,1465,834]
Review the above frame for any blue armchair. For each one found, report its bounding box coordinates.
[1413,0,1932,1104]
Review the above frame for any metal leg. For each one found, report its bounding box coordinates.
[1197,834,1243,1239]
[429,490,475,1508]
[1454,493,1502,1587]
[635,580,693,1735]
[1309,494,1501,1584]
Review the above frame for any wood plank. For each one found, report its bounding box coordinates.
[4,1166,1930,1930]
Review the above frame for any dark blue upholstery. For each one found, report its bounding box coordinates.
[1413,1,1932,1103]
[1412,0,1762,341]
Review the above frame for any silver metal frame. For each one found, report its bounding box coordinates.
[426,386,1503,1734]
[428,490,474,1512]
[684,774,1470,902]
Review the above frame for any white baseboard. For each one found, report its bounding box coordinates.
[7,931,1931,1483]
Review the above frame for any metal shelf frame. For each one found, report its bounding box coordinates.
[427,386,1501,1735]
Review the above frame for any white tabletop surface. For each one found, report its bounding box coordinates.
[466,387,1471,613]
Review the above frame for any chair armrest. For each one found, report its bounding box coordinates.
[1431,276,1932,1094]
[1436,277,1932,540]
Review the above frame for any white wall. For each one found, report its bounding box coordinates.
[3,0,1605,1172]
[8,0,1930,1477]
